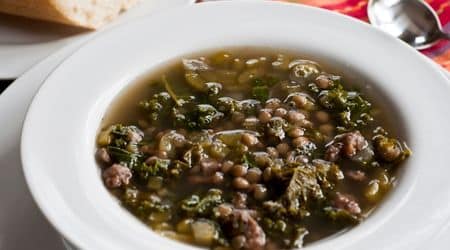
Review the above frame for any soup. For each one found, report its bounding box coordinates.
[95,48,411,250]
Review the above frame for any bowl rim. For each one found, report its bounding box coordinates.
[21,1,450,250]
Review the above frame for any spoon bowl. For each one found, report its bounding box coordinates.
[368,0,449,49]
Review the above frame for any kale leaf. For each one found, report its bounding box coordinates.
[107,146,142,169]
[284,167,324,216]
[252,86,270,102]
[268,162,343,218]
[251,76,278,102]
[317,84,373,129]
[323,206,360,225]
[134,158,170,180]
[180,189,224,216]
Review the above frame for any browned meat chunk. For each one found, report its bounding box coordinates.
[333,192,361,215]
[228,209,266,250]
[216,205,265,250]
[342,131,366,157]
[325,131,368,161]
[95,147,111,165]
[325,143,342,162]
[102,164,132,188]
[345,170,367,182]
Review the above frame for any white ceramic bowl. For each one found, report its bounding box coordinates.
[21,1,450,250]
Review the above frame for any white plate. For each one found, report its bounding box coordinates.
[0,1,195,249]
[0,41,84,250]
[19,1,450,250]
[0,0,196,79]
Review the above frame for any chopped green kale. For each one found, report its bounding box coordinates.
[181,189,224,216]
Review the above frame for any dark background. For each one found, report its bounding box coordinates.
[0,80,13,94]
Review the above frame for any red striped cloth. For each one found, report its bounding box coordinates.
[198,0,450,72]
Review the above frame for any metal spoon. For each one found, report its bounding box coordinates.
[368,0,450,49]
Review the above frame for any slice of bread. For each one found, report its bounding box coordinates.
[0,0,139,29]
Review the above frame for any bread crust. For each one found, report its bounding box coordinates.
[0,0,138,29]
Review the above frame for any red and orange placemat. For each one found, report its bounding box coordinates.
[199,0,450,72]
